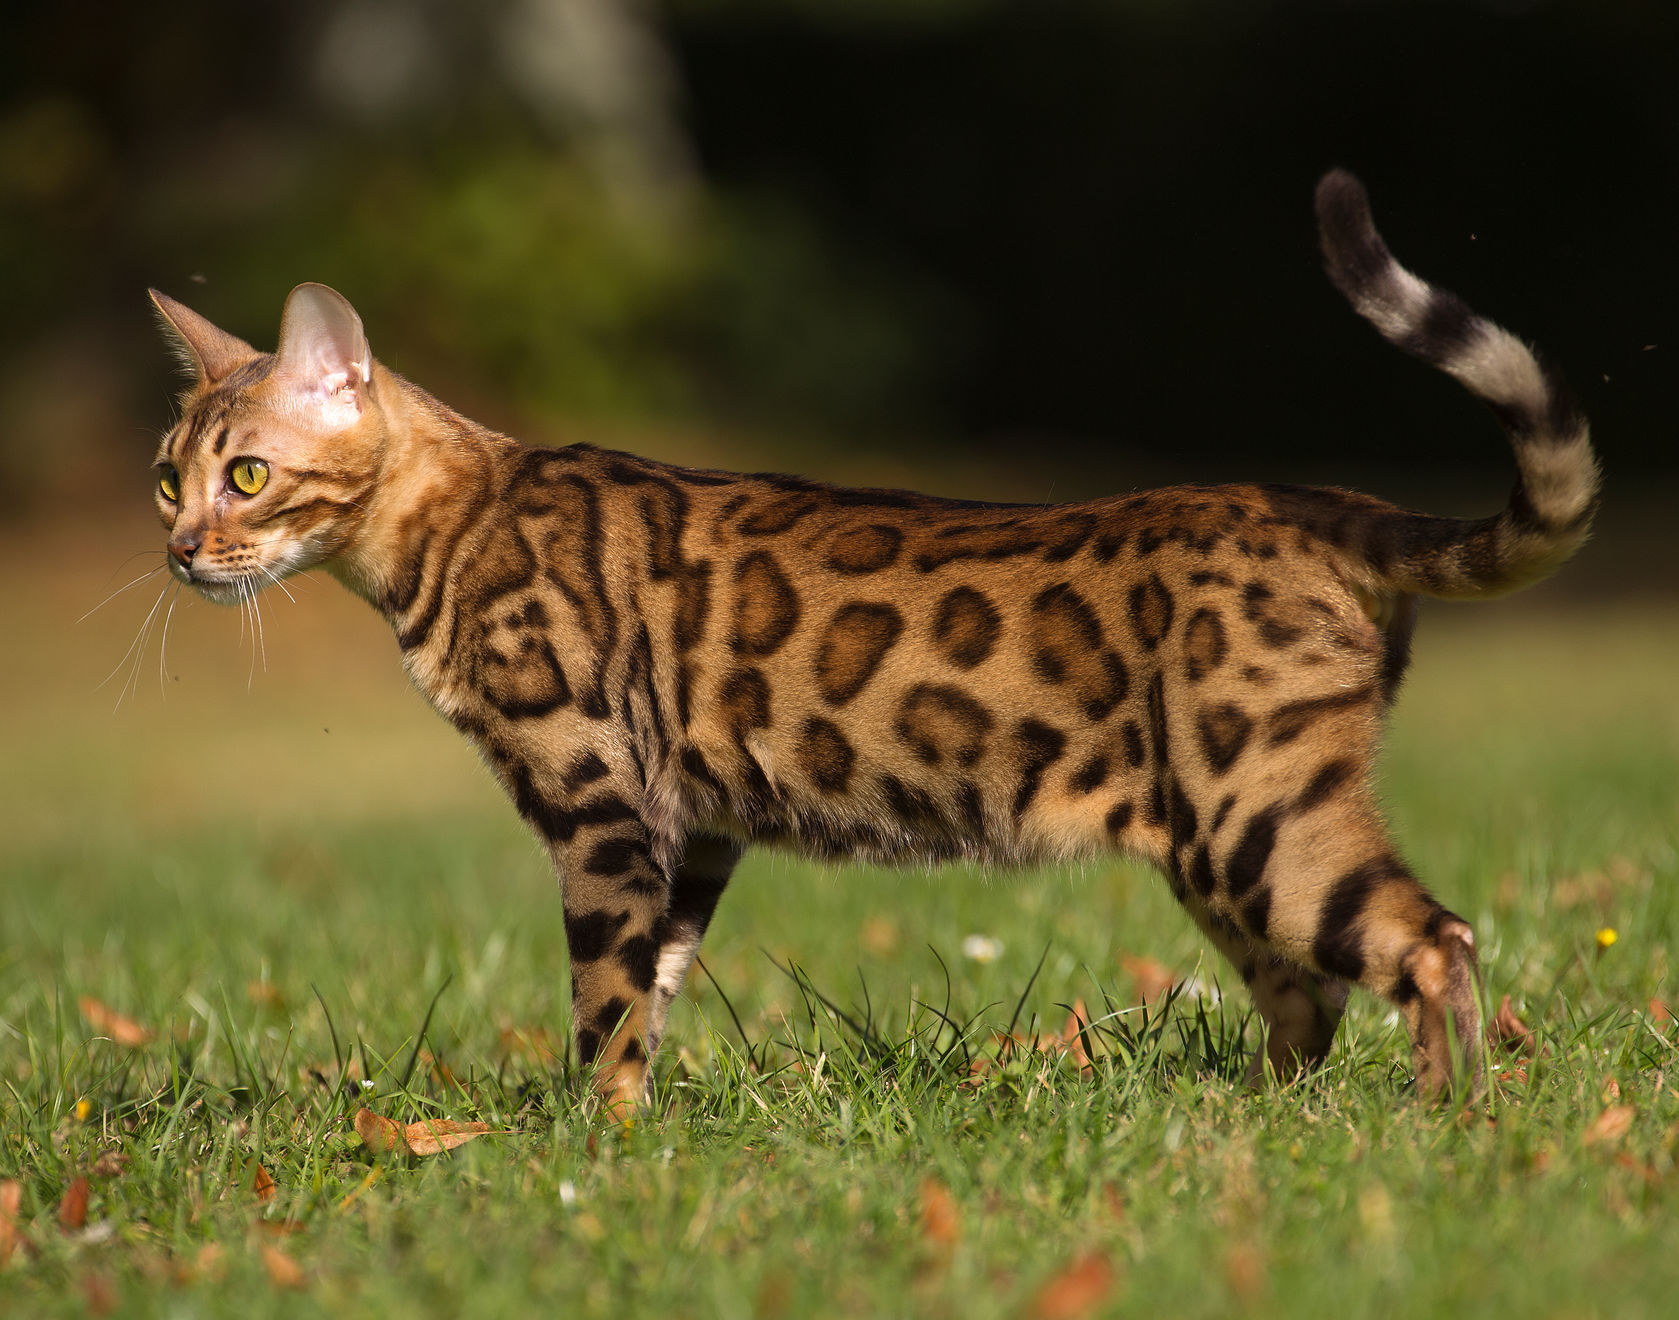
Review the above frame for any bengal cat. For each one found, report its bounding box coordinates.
[145,172,1596,1114]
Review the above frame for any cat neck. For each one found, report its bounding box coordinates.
[324,366,515,630]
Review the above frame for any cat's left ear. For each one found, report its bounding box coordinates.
[275,283,374,427]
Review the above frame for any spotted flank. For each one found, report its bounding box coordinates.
[145,174,1598,1114]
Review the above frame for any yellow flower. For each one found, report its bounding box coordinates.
[74,1097,92,1122]
[1596,927,1618,950]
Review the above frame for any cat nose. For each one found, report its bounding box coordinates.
[169,536,200,568]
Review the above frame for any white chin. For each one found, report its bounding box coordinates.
[188,576,255,606]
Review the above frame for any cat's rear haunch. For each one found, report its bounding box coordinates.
[146,172,1597,1114]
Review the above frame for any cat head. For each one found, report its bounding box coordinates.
[149,284,383,605]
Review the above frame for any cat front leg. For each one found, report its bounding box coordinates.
[507,749,677,1118]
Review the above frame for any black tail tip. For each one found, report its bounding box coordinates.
[1315,169,1391,295]
[1314,169,1373,240]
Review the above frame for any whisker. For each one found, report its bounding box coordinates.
[79,564,167,624]
[241,580,256,689]
[98,582,171,702]
[251,577,269,675]
[256,562,298,605]
[114,580,171,712]
[157,583,182,701]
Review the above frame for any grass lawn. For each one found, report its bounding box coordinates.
[2,509,1677,1317]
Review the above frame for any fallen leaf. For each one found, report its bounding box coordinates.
[1059,999,1095,1075]
[1614,1152,1660,1184]
[90,1151,128,1180]
[1584,1104,1635,1147]
[401,1118,497,1157]
[246,980,285,1010]
[1119,954,1178,1006]
[1030,1250,1118,1320]
[189,1242,224,1283]
[1603,1077,1622,1103]
[78,997,152,1048]
[252,1164,276,1202]
[860,916,899,955]
[1650,998,1674,1026]
[58,1177,89,1231]
[918,1177,960,1250]
[1488,995,1534,1054]
[354,1108,505,1157]
[80,1271,118,1315]
[261,1243,305,1289]
[978,998,1099,1077]
[1224,1241,1268,1302]
[0,1180,20,1267]
[354,1108,404,1155]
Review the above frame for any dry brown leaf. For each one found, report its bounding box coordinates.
[354,1107,503,1157]
[192,1242,224,1282]
[79,1271,118,1315]
[78,997,152,1048]
[1059,999,1095,1075]
[1224,1241,1268,1302]
[1488,995,1534,1054]
[354,1108,405,1155]
[90,1151,128,1180]
[401,1118,497,1157]
[1614,1152,1660,1184]
[979,998,1099,1077]
[58,1176,89,1231]
[261,1243,305,1289]
[246,980,285,1010]
[1584,1104,1636,1147]
[1603,1077,1622,1103]
[1649,998,1674,1026]
[252,1164,276,1202]
[918,1178,960,1250]
[0,1179,20,1268]
[1030,1250,1118,1320]
[1119,954,1178,1005]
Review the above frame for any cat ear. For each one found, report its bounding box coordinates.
[148,289,257,387]
[275,283,374,426]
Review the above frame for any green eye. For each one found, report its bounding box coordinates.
[158,465,179,502]
[230,458,269,496]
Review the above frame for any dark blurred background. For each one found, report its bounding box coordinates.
[2,0,1673,575]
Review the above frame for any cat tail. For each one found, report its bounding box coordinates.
[1315,168,1599,599]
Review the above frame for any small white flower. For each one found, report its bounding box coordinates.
[359,1079,375,1091]
[962,934,1003,964]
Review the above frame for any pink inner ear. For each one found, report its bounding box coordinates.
[276,283,371,405]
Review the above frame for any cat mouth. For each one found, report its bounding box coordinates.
[171,561,265,606]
